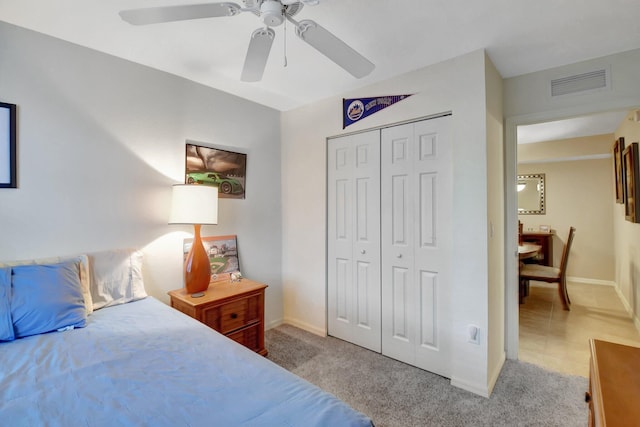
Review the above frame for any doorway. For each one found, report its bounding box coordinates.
[514,111,635,375]
[505,106,640,362]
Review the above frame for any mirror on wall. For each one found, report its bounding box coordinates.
[517,174,545,214]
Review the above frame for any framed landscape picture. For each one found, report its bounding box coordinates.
[185,142,247,199]
[183,235,240,282]
[623,142,640,223]
[613,137,625,203]
[0,102,16,188]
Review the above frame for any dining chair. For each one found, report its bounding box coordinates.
[518,221,523,245]
[519,227,576,311]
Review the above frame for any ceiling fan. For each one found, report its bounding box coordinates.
[119,0,375,82]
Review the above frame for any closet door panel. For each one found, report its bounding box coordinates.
[413,117,452,377]
[381,116,452,378]
[419,270,437,347]
[381,123,417,363]
[391,266,410,340]
[327,131,381,352]
[334,257,351,322]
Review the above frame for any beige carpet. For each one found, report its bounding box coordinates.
[266,324,589,427]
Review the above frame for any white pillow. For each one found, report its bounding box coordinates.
[0,254,93,316]
[88,248,147,310]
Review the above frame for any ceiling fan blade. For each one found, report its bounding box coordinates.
[119,2,242,25]
[294,19,374,78]
[241,28,276,82]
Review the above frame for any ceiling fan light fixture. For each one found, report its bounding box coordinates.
[119,0,375,82]
[260,0,284,26]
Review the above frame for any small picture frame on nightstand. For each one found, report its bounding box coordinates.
[183,234,241,282]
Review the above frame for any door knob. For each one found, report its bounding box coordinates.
[397,254,402,259]
[361,249,366,254]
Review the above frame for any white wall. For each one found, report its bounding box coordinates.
[518,152,615,283]
[0,22,284,327]
[281,50,500,396]
[613,111,640,320]
[485,54,506,392]
[504,49,640,118]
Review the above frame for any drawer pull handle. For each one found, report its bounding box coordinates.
[231,313,238,319]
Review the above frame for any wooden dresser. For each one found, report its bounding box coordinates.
[521,231,553,266]
[586,339,640,426]
[168,279,268,356]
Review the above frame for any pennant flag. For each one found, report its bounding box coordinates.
[343,94,413,128]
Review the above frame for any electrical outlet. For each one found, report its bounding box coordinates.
[467,325,480,345]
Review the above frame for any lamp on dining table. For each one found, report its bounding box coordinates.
[169,184,218,297]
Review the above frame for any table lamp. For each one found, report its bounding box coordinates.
[169,184,218,296]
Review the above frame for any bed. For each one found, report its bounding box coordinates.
[0,249,373,427]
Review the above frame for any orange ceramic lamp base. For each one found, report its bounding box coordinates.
[184,224,211,295]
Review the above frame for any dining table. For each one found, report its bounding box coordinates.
[518,243,542,261]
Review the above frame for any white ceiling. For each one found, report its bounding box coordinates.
[517,110,630,145]
[2,0,640,115]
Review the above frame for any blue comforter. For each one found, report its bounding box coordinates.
[0,297,373,427]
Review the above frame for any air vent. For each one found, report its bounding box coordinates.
[550,69,608,97]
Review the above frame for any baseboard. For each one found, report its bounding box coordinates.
[450,352,504,398]
[450,377,490,398]
[282,316,327,337]
[610,284,640,337]
[611,284,633,315]
[265,318,284,331]
[487,352,506,396]
[567,276,616,286]
[265,317,327,337]
[570,279,640,337]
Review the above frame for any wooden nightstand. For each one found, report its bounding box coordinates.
[586,339,640,426]
[168,279,268,356]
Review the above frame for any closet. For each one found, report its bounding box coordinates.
[327,115,452,377]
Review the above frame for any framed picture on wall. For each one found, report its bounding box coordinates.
[0,102,17,188]
[623,142,640,223]
[185,142,247,199]
[613,137,625,203]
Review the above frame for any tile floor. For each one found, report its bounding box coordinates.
[519,280,640,377]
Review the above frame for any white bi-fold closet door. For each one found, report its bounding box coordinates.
[327,115,452,378]
[327,129,382,352]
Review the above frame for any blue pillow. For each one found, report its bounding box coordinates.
[0,267,14,341]
[11,261,87,339]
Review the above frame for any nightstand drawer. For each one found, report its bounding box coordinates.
[203,292,261,334]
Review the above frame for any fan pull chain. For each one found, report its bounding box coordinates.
[283,18,288,67]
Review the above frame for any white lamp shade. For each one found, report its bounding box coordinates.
[169,184,218,225]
